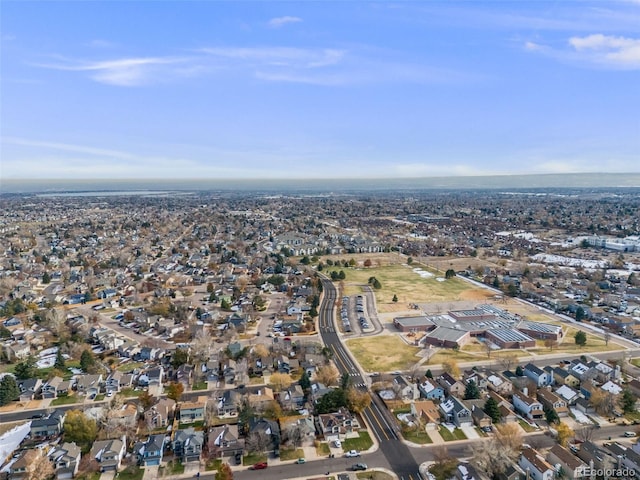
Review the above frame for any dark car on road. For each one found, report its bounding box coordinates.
[352,463,368,471]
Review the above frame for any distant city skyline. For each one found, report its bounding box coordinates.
[1,1,639,180]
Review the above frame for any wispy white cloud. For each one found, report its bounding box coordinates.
[199,46,345,68]
[30,56,190,86]
[268,16,302,29]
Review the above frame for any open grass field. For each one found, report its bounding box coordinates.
[346,336,420,371]
[343,431,374,451]
[527,326,620,354]
[327,263,491,312]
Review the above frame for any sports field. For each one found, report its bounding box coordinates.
[327,263,492,312]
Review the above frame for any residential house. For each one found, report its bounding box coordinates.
[519,447,554,480]
[469,403,492,428]
[207,425,243,459]
[49,442,81,480]
[439,396,473,428]
[280,415,316,446]
[411,400,440,430]
[418,377,445,400]
[486,373,513,395]
[523,363,553,388]
[496,464,527,480]
[575,397,595,415]
[179,396,207,424]
[603,442,640,474]
[277,355,291,374]
[248,418,281,452]
[555,385,580,405]
[9,449,45,480]
[248,387,275,412]
[553,367,580,388]
[30,409,65,438]
[216,390,242,417]
[136,434,166,467]
[106,403,139,430]
[17,378,42,401]
[438,372,465,397]
[393,375,419,401]
[546,444,591,480]
[512,392,544,420]
[41,376,70,399]
[463,371,489,391]
[75,374,103,397]
[144,398,175,429]
[537,389,569,417]
[310,381,333,403]
[91,436,127,472]
[576,441,616,473]
[223,360,236,384]
[146,366,164,386]
[175,364,194,390]
[316,407,361,440]
[173,427,204,463]
[278,385,305,411]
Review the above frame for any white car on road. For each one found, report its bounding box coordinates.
[345,450,360,457]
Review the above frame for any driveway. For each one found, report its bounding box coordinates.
[461,425,480,440]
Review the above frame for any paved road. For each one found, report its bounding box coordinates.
[318,278,422,480]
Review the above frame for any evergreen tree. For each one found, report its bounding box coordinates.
[483,397,502,424]
[620,388,636,414]
[0,375,19,406]
[515,365,524,376]
[299,370,311,392]
[425,369,433,379]
[574,330,587,347]
[464,380,480,400]
[14,356,37,380]
[42,271,51,284]
[544,406,560,425]
[445,269,456,279]
[392,294,398,302]
[575,306,585,322]
[54,349,66,370]
[80,349,96,373]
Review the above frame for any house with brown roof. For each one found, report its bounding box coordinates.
[537,388,569,417]
[144,398,175,429]
[519,447,554,480]
[546,444,592,480]
[179,396,207,424]
[438,372,465,397]
[248,387,275,412]
[411,400,440,430]
[9,449,45,480]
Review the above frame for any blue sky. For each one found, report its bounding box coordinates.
[1,1,639,180]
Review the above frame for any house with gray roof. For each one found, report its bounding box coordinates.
[173,427,204,463]
[49,442,81,480]
[90,436,126,472]
[439,396,472,428]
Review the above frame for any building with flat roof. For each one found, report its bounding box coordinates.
[449,309,498,322]
[485,329,536,348]
[423,326,471,349]
[393,316,435,332]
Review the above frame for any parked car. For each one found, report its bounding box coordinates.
[234,453,242,465]
[624,431,636,437]
[295,458,306,464]
[334,439,342,448]
[345,450,360,457]
[352,463,368,471]
[250,462,268,470]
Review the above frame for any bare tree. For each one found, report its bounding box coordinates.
[245,431,270,454]
[575,424,597,443]
[604,331,611,346]
[498,353,519,372]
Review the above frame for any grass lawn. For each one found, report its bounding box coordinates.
[51,395,80,406]
[115,466,144,480]
[402,428,433,444]
[427,349,480,364]
[76,473,101,480]
[208,416,239,426]
[438,426,467,441]
[631,358,640,368]
[205,458,222,471]
[179,420,204,429]
[316,442,330,456]
[116,361,144,372]
[243,453,267,466]
[165,461,185,475]
[119,388,143,398]
[518,419,537,433]
[94,394,105,401]
[326,263,487,308]
[192,381,207,391]
[343,431,374,451]
[357,472,394,480]
[346,336,419,372]
[279,448,305,461]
